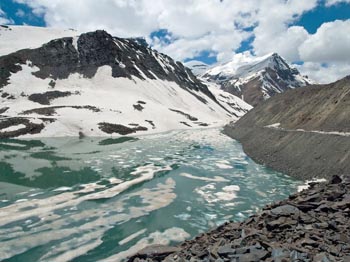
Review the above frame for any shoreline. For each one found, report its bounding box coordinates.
[0,123,228,140]
[128,175,350,261]
[222,124,350,181]
[126,125,350,261]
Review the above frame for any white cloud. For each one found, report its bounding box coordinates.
[252,0,318,61]
[253,25,309,61]
[325,0,350,6]
[15,9,26,18]
[152,29,251,62]
[12,0,317,61]
[296,61,350,84]
[299,20,350,63]
[10,0,350,83]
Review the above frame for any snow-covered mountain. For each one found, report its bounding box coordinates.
[0,25,79,56]
[201,53,313,106]
[0,26,251,138]
[184,60,210,76]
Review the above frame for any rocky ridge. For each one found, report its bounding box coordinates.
[199,53,312,106]
[0,30,212,98]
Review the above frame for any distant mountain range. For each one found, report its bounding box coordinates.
[187,53,313,106]
[0,26,251,138]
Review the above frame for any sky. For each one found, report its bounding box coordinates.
[0,0,350,83]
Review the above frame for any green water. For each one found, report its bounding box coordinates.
[0,129,303,262]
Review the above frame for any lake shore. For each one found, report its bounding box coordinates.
[128,174,350,261]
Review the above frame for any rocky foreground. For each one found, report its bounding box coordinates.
[128,175,350,261]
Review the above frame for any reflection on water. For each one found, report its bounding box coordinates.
[0,129,303,262]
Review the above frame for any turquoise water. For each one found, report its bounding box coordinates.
[0,129,302,261]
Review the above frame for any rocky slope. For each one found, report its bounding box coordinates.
[200,53,312,106]
[129,175,350,262]
[223,76,350,180]
[0,26,251,138]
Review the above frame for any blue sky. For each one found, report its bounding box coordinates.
[0,0,45,27]
[1,0,349,63]
[0,0,350,83]
[296,1,350,33]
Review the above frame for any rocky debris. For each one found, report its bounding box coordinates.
[169,109,198,121]
[133,104,144,111]
[28,91,73,105]
[133,101,147,111]
[21,105,101,116]
[128,245,181,261]
[48,80,56,88]
[128,175,350,262]
[145,120,155,129]
[98,137,138,146]
[98,122,148,135]
[78,131,85,139]
[180,121,192,127]
[1,92,15,99]
[0,107,9,114]
[196,122,209,127]
[0,117,45,138]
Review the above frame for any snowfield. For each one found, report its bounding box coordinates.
[0,26,251,138]
[0,25,79,56]
[1,63,251,138]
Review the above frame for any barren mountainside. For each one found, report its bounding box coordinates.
[236,76,350,132]
[224,76,350,180]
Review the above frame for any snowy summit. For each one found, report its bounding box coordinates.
[0,26,251,138]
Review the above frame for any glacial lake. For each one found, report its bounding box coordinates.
[0,128,303,262]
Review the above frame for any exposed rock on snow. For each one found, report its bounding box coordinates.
[0,27,252,138]
[201,53,312,106]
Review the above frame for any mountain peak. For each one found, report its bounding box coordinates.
[200,53,313,106]
[0,27,252,138]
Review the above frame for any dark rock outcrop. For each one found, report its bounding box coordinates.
[128,175,350,262]
[28,91,73,105]
[21,105,101,116]
[98,122,148,135]
[0,30,217,103]
[169,109,198,121]
[0,118,45,138]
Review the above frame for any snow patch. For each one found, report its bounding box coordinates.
[0,124,26,132]
[0,25,79,56]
